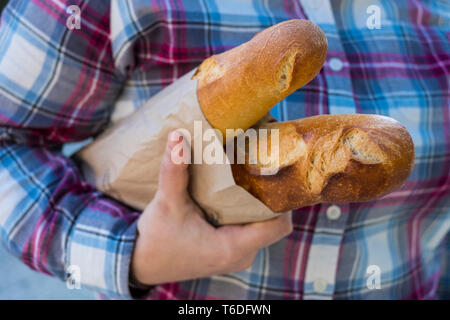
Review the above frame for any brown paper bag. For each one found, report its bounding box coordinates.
[76,69,278,225]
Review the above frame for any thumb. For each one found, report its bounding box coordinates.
[157,130,191,200]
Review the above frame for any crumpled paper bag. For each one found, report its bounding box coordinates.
[76,69,278,225]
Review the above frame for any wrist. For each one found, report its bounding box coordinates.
[129,268,154,292]
[129,233,154,297]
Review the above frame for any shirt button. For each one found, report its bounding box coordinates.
[313,278,328,293]
[329,57,344,71]
[326,205,341,220]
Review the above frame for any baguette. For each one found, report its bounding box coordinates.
[193,19,328,139]
[231,114,415,212]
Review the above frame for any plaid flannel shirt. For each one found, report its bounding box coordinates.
[0,0,448,299]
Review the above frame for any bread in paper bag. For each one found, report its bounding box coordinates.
[76,19,328,224]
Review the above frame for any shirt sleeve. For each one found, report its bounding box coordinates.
[0,0,140,299]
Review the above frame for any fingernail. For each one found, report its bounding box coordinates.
[169,131,183,149]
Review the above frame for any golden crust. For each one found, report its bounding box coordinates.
[193,19,328,139]
[231,114,415,212]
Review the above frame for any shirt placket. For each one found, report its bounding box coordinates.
[303,203,349,299]
[299,0,354,299]
[300,0,356,115]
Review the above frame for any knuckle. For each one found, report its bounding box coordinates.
[153,194,171,214]
[233,255,256,272]
[284,221,294,235]
[279,216,293,236]
[232,265,247,273]
[244,256,256,269]
[218,242,258,273]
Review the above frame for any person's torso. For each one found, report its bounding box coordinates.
[110,0,449,299]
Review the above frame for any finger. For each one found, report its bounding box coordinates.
[158,130,191,199]
[240,211,293,249]
[218,211,293,252]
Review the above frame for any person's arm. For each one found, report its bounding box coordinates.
[0,0,294,300]
[0,0,138,298]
